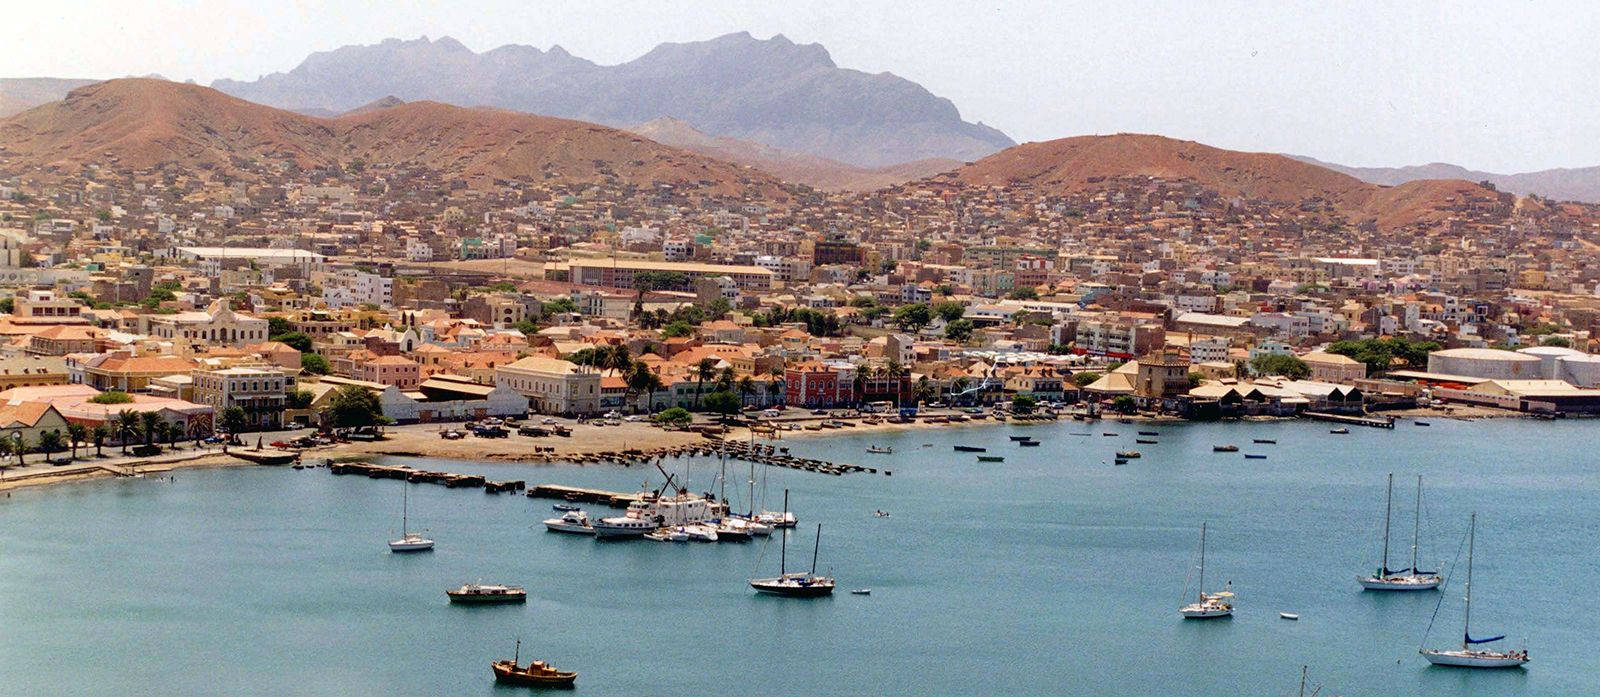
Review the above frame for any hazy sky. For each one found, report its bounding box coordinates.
[7,1,1598,172]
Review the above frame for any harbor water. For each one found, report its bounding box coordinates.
[1,417,1596,696]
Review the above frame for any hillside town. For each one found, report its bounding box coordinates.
[0,138,1598,466]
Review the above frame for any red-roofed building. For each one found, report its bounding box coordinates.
[785,362,853,408]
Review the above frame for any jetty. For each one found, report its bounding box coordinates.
[328,461,525,493]
[1302,411,1395,429]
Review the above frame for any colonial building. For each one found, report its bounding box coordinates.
[144,299,270,348]
[191,366,292,430]
[494,356,601,415]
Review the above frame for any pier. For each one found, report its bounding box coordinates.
[1301,411,1396,429]
[328,461,525,493]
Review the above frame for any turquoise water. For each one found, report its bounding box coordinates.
[1,418,1596,696]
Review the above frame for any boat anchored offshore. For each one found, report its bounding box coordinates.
[388,485,434,552]
[866,445,894,454]
[492,639,577,687]
[1179,522,1234,619]
[543,510,595,535]
[447,583,527,604]
[1359,474,1441,591]
[1212,444,1239,452]
[749,491,835,597]
[1420,513,1528,668]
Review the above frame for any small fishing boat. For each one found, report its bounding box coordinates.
[866,445,893,454]
[492,639,577,687]
[1018,440,1040,447]
[1102,432,1118,437]
[1213,445,1239,452]
[1114,458,1128,465]
[1008,435,1032,441]
[1116,450,1141,459]
[543,510,595,535]
[1252,438,1276,444]
[447,583,527,604]
[977,455,1004,462]
[1414,420,1431,426]
[953,445,986,452]
[1280,612,1299,620]
[1330,428,1350,434]
[1136,438,1158,444]
[851,588,872,595]
[1244,454,1267,459]
[552,503,580,512]
[1138,431,1159,436]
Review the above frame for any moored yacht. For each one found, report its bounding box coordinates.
[1420,513,1529,668]
[1179,522,1233,619]
[749,491,835,597]
[1359,474,1441,591]
[388,485,434,553]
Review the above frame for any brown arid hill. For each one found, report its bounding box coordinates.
[946,133,1505,229]
[629,117,958,192]
[0,78,788,198]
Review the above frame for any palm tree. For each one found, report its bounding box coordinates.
[625,363,664,412]
[716,366,736,393]
[0,436,13,471]
[600,344,633,375]
[693,358,717,409]
[737,376,757,407]
[36,430,63,461]
[140,411,163,449]
[767,366,786,405]
[115,410,139,455]
[11,432,25,466]
[90,424,108,458]
[66,422,86,461]
[152,422,171,451]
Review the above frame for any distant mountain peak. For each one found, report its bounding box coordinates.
[205,33,1004,166]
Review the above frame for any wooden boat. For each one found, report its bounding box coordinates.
[1136,439,1158,444]
[1252,438,1276,444]
[866,445,893,454]
[1102,432,1118,437]
[977,455,1005,462]
[1018,440,1040,447]
[447,583,527,604]
[1213,445,1239,453]
[1244,454,1267,459]
[1113,458,1128,465]
[1008,435,1032,441]
[1330,428,1350,434]
[1137,430,1159,436]
[1414,420,1431,426]
[492,639,577,687]
[230,448,298,466]
[953,445,986,452]
[1115,450,1141,459]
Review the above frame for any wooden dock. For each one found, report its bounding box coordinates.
[525,485,645,508]
[1302,411,1395,429]
[327,461,524,493]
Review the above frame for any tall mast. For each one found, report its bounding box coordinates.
[811,523,822,575]
[747,458,755,518]
[401,484,409,536]
[1380,473,1393,574]
[1462,513,1475,650]
[1411,475,1422,575]
[1198,522,1206,602]
[779,489,789,575]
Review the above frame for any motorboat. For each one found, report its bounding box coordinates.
[1179,522,1233,619]
[677,524,719,542]
[1244,454,1267,459]
[1419,514,1528,668]
[1359,474,1441,591]
[851,589,872,595]
[1213,444,1239,452]
[543,510,595,535]
[645,528,689,542]
[447,583,527,604]
[1252,438,1276,444]
[711,521,752,542]
[552,503,580,512]
[1280,612,1299,620]
[1330,427,1350,434]
[492,640,577,687]
[866,445,894,454]
[1115,450,1141,459]
[388,485,434,553]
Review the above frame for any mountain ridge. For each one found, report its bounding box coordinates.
[1288,154,1600,204]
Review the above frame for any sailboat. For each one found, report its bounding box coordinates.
[1360,474,1441,590]
[749,491,834,597]
[1179,522,1233,618]
[1420,513,1528,668]
[388,484,434,552]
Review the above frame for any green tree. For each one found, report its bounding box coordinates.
[893,303,933,331]
[37,429,64,458]
[1541,336,1572,348]
[945,318,975,343]
[661,321,694,339]
[90,391,135,405]
[625,362,664,409]
[322,385,386,429]
[1011,393,1037,415]
[1186,371,1208,389]
[286,389,315,410]
[301,354,331,375]
[0,297,12,314]
[653,407,693,429]
[693,358,717,409]
[267,317,293,336]
[737,376,757,406]
[66,423,86,461]
[90,424,109,457]
[1071,371,1102,388]
[220,407,248,435]
[1008,286,1039,300]
[114,409,140,455]
[702,390,742,421]
[270,331,314,352]
[1250,354,1310,379]
[1111,395,1137,413]
[933,301,966,323]
[541,297,578,315]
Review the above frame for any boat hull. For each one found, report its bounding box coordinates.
[1359,575,1441,591]
[591,522,652,539]
[543,521,595,535]
[1420,649,1528,668]
[750,579,835,597]
[388,539,434,552]
[448,592,526,604]
[1179,606,1233,619]
[492,662,578,687]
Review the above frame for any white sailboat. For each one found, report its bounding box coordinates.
[1359,474,1441,591]
[1179,522,1233,619]
[388,484,434,552]
[1420,513,1528,668]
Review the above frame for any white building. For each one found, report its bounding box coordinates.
[321,270,393,309]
